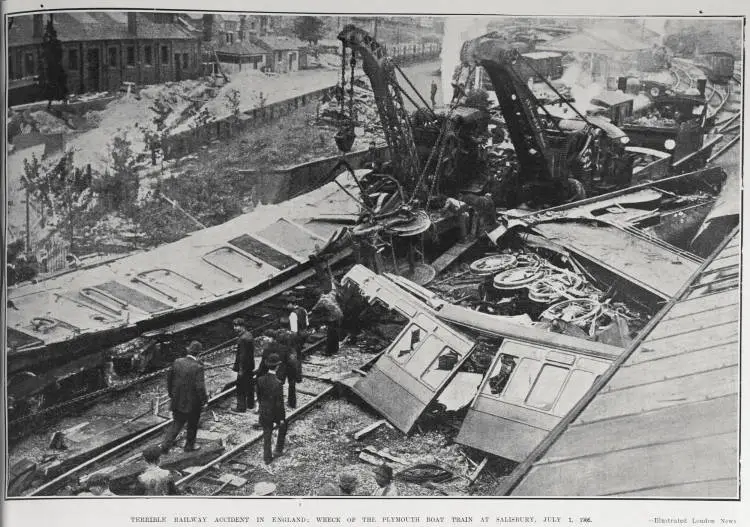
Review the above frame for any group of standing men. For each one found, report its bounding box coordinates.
[158,304,310,470]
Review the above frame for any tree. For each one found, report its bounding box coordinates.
[294,16,325,46]
[39,17,68,109]
[93,131,138,212]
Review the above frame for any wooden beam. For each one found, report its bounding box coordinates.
[353,420,387,441]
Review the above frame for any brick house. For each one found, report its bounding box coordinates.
[254,36,307,73]
[215,40,268,70]
[8,12,201,101]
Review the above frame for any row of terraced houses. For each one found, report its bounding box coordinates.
[7,12,306,105]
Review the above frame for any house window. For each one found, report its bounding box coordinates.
[8,53,14,78]
[144,46,153,65]
[68,49,79,70]
[126,46,135,66]
[108,47,117,67]
[182,53,189,69]
[225,34,231,44]
[161,45,169,64]
[24,52,35,76]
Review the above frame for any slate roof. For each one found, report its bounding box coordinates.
[502,228,740,497]
[217,40,268,57]
[256,36,307,51]
[9,12,197,47]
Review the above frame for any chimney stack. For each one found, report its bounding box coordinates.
[203,14,214,42]
[127,13,137,35]
[33,14,44,38]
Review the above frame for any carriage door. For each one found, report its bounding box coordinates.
[456,340,611,462]
[352,312,475,433]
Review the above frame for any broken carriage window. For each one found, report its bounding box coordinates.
[487,354,518,395]
[420,347,461,389]
[390,324,426,364]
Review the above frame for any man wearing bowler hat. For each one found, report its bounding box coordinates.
[256,353,287,464]
[161,340,207,453]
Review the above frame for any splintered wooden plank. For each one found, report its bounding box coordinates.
[616,478,738,498]
[543,394,738,463]
[109,441,225,491]
[661,289,739,321]
[430,240,476,275]
[644,304,739,342]
[604,343,738,392]
[42,415,167,479]
[512,431,737,496]
[533,222,698,298]
[354,420,387,441]
[578,365,738,424]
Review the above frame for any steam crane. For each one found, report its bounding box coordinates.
[336,24,422,199]
[458,32,634,206]
[334,24,485,283]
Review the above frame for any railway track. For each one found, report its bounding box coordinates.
[671,58,741,163]
[8,263,358,439]
[25,338,382,497]
[707,64,742,164]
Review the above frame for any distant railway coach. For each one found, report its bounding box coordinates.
[696,52,735,83]
[514,51,564,82]
[473,51,564,92]
[589,83,715,172]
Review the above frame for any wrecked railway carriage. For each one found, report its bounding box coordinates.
[6,23,740,496]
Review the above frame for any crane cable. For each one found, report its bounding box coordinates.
[516,54,594,127]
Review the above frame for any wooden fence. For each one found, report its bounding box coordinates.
[162,45,440,159]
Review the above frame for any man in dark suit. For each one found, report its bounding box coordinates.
[231,318,255,413]
[161,341,208,453]
[258,331,297,408]
[256,353,287,464]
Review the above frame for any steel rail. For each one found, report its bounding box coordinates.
[28,385,238,496]
[176,351,384,491]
